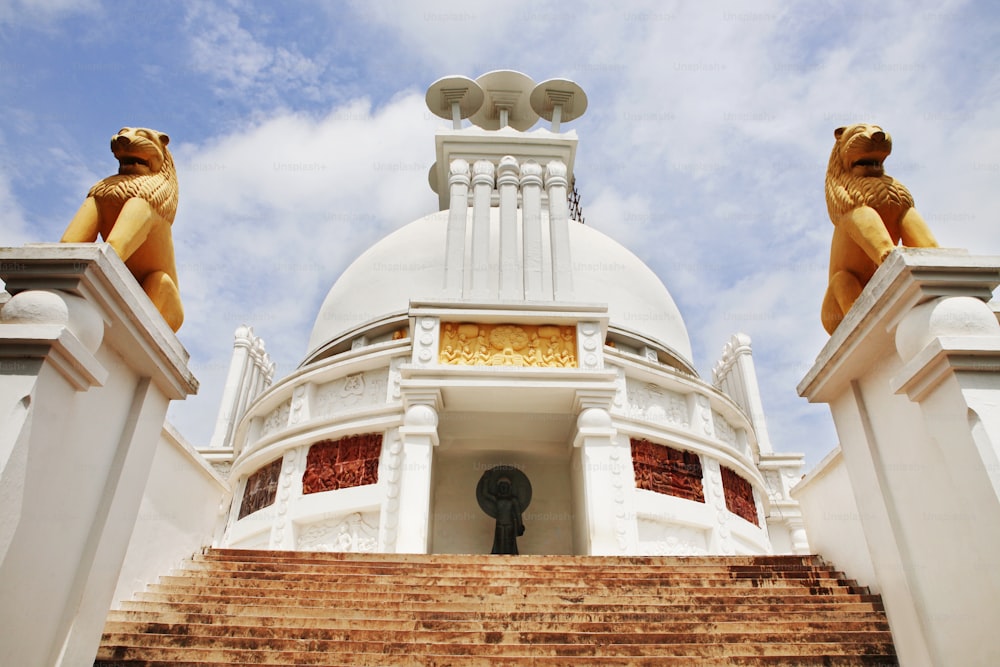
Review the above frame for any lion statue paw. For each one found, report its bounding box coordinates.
[60,127,183,331]
[821,123,938,334]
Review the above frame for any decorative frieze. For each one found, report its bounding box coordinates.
[238,458,282,519]
[625,379,689,428]
[712,410,737,446]
[721,465,759,526]
[260,400,290,437]
[302,433,383,494]
[439,322,577,368]
[314,369,390,417]
[637,520,709,556]
[296,512,379,553]
[630,438,704,503]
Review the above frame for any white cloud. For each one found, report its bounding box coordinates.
[0,0,99,26]
[166,92,442,442]
[184,0,327,104]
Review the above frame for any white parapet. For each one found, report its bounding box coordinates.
[0,243,198,667]
[798,247,1000,667]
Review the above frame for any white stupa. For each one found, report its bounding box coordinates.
[210,71,808,556]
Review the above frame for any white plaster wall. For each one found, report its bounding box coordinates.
[792,447,877,590]
[111,424,229,607]
[431,450,573,555]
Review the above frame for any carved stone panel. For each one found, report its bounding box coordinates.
[630,438,704,503]
[625,379,689,427]
[261,400,290,437]
[637,520,709,556]
[296,512,379,552]
[721,466,759,526]
[238,458,282,519]
[302,433,383,494]
[314,369,390,418]
[439,322,577,368]
[712,410,737,446]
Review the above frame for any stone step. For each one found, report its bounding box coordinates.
[107,605,889,627]
[194,551,839,575]
[174,563,854,587]
[95,657,899,667]
[204,548,822,567]
[148,576,869,598]
[104,618,891,637]
[96,640,898,661]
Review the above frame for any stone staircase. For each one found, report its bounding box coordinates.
[95,549,898,666]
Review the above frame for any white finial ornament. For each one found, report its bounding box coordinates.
[530,78,588,132]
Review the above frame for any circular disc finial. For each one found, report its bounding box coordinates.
[425,75,485,127]
[530,78,588,130]
[469,70,539,131]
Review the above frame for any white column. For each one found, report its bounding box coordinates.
[443,158,470,297]
[712,333,775,454]
[798,248,1000,667]
[520,160,545,300]
[497,155,522,300]
[0,244,197,667]
[209,325,254,449]
[394,404,439,553]
[468,160,495,299]
[545,159,573,301]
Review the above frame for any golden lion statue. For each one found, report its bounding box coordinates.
[821,123,938,334]
[61,127,183,331]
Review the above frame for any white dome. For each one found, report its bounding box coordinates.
[307,210,692,365]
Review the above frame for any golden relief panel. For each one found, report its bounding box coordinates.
[439,322,577,368]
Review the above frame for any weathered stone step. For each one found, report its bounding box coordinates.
[168,562,854,587]
[107,605,889,628]
[116,596,886,618]
[126,589,883,613]
[101,627,894,650]
[193,552,840,575]
[95,655,899,667]
[103,617,890,638]
[96,639,898,661]
[205,548,822,567]
[151,575,867,598]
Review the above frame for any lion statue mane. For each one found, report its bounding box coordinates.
[61,127,183,331]
[821,123,938,334]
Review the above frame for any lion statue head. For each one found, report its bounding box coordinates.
[61,127,184,331]
[821,123,937,334]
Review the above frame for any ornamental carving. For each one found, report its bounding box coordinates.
[625,378,689,427]
[439,322,577,368]
[302,433,383,494]
[238,458,282,519]
[630,438,704,503]
[296,512,379,553]
[721,466,759,526]
[314,369,389,417]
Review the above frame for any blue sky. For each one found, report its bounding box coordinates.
[2,0,997,468]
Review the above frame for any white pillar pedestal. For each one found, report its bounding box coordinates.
[0,243,198,667]
[393,401,440,553]
[572,407,639,555]
[798,248,1000,667]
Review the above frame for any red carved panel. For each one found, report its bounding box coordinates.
[238,458,282,519]
[302,433,382,495]
[630,438,704,503]
[721,466,759,526]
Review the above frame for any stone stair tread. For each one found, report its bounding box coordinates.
[103,618,891,636]
[107,607,889,626]
[96,640,898,659]
[97,658,897,667]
